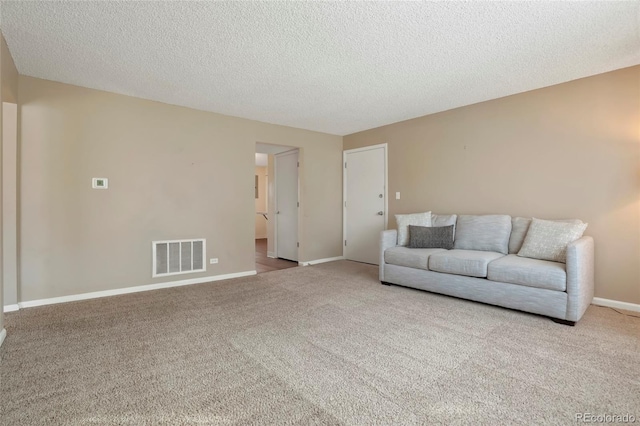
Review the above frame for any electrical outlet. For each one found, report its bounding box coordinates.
[209,258,218,264]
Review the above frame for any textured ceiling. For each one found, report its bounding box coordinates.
[1,1,639,135]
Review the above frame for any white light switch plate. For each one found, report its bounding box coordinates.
[395,192,400,200]
[210,258,218,264]
[92,178,108,189]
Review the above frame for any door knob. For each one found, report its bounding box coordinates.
[377,211,384,215]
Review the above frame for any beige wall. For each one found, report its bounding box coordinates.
[19,76,343,302]
[344,66,640,305]
[254,166,268,239]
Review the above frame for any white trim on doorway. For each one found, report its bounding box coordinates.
[3,304,19,313]
[342,143,388,260]
[3,102,19,308]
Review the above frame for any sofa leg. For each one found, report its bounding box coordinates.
[551,317,576,326]
[381,281,392,286]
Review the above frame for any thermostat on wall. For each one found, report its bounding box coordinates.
[92,178,108,189]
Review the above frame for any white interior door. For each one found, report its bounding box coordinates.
[275,150,299,261]
[344,145,387,265]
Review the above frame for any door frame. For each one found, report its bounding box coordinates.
[274,148,300,261]
[342,143,388,259]
[3,102,19,311]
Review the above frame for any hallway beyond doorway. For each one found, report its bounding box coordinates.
[255,239,298,274]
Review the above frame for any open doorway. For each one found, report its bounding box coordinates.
[254,143,299,274]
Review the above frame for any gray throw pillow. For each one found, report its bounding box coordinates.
[408,225,454,249]
[517,218,588,263]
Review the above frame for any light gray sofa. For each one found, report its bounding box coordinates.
[379,214,595,325]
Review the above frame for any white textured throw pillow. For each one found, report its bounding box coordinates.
[395,212,432,246]
[517,218,588,263]
[508,217,584,254]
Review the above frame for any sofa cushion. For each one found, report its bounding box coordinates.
[432,213,457,228]
[453,215,511,254]
[395,212,432,246]
[384,247,446,270]
[509,217,532,254]
[429,249,504,278]
[408,225,454,249]
[488,254,566,291]
[431,213,458,239]
[509,217,585,254]
[518,218,588,263]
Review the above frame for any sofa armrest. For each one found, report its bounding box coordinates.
[379,230,398,281]
[565,236,595,322]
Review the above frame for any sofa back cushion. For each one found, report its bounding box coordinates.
[431,213,457,236]
[431,214,457,228]
[509,217,532,254]
[509,217,584,254]
[453,215,512,254]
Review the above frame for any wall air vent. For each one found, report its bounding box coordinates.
[153,239,206,278]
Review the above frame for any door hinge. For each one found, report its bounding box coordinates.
[344,201,347,208]
[297,161,299,167]
[297,242,300,247]
[344,162,347,169]
[297,202,299,207]
[344,240,347,246]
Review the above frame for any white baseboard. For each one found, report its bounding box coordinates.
[299,256,345,266]
[16,270,257,310]
[267,251,276,259]
[0,328,6,348]
[592,297,640,313]
[3,304,19,313]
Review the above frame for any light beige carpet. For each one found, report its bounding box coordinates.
[1,260,639,425]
